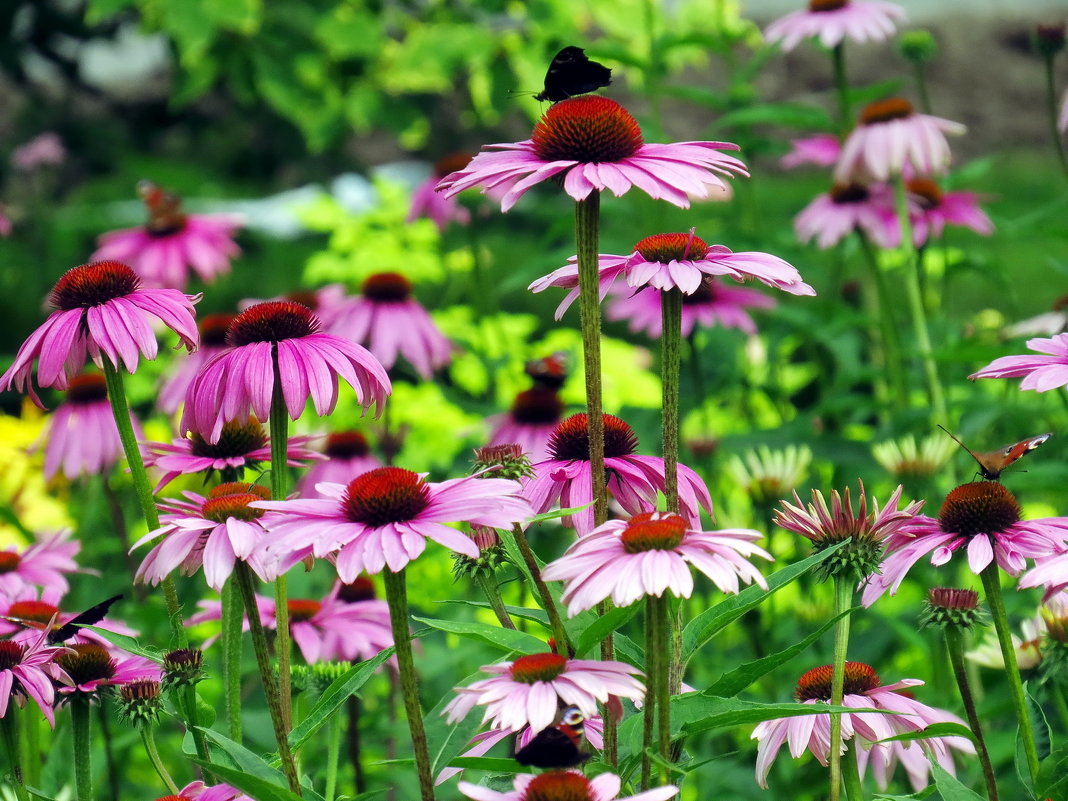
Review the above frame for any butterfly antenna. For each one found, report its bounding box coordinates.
[937,424,969,452]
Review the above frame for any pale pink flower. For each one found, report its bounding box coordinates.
[906,178,993,246]
[0,530,82,598]
[283,584,393,664]
[174,781,252,801]
[968,332,1068,391]
[158,312,234,414]
[764,0,906,52]
[0,207,10,237]
[295,430,382,498]
[488,388,566,464]
[12,133,66,171]
[1020,549,1068,601]
[794,182,901,248]
[1059,87,1068,134]
[781,134,842,169]
[437,96,747,212]
[92,181,241,290]
[0,261,199,407]
[0,627,71,726]
[186,593,273,646]
[607,279,775,338]
[408,153,477,231]
[752,662,973,791]
[459,771,676,801]
[444,651,644,734]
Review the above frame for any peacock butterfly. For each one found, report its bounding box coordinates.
[938,425,1052,481]
[534,47,612,103]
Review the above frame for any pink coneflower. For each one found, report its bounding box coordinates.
[459,771,676,801]
[764,0,906,51]
[0,627,70,726]
[794,182,901,249]
[443,651,644,734]
[144,416,320,492]
[0,206,11,237]
[437,96,748,211]
[295,430,382,498]
[329,273,454,379]
[542,512,770,615]
[0,261,199,407]
[523,413,713,535]
[906,178,993,246]
[132,482,276,592]
[781,134,842,169]
[92,181,242,290]
[0,591,134,645]
[180,300,390,444]
[861,482,1068,606]
[408,153,475,231]
[36,372,141,481]
[752,662,973,791]
[607,279,775,338]
[186,593,274,646]
[12,132,66,171]
[834,98,965,184]
[158,313,234,414]
[160,781,251,801]
[968,332,1068,391]
[254,466,532,580]
[0,530,82,598]
[488,387,565,463]
[1019,548,1068,601]
[284,584,393,664]
[54,642,160,697]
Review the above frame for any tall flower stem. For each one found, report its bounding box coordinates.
[1044,55,1068,178]
[944,627,1000,801]
[831,44,852,135]
[893,178,947,426]
[324,709,343,801]
[980,565,1040,782]
[234,562,302,795]
[222,576,244,741]
[1,709,30,801]
[660,289,682,513]
[140,726,179,794]
[652,594,672,782]
[510,524,570,653]
[913,63,933,114]
[268,365,294,731]
[101,359,187,646]
[383,567,435,801]
[856,233,907,409]
[475,573,517,629]
[347,696,367,794]
[640,595,658,790]
[840,743,865,801]
[71,697,93,801]
[828,575,854,801]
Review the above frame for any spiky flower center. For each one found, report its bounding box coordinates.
[510,652,568,684]
[634,232,710,263]
[65,373,108,405]
[0,641,25,670]
[163,648,203,673]
[474,444,525,464]
[325,431,371,459]
[58,643,117,686]
[938,482,1021,538]
[434,152,474,177]
[6,600,60,627]
[226,301,319,346]
[928,587,979,610]
[621,512,688,553]
[906,178,944,209]
[830,183,870,204]
[337,577,376,602]
[523,771,593,801]
[0,551,21,573]
[362,272,413,302]
[795,662,879,701]
[512,388,565,424]
[200,483,271,523]
[548,413,639,461]
[190,418,268,459]
[199,313,237,348]
[50,261,140,310]
[342,467,431,527]
[120,678,161,702]
[809,0,849,11]
[287,599,322,622]
[532,96,643,163]
[860,97,915,125]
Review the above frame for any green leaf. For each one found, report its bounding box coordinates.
[196,728,283,781]
[424,668,489,774]
[875,722,977,746]
[191,760,312,801]
[715,103,832,130]
[445,757,523,772]
[288,648,394,752]
[1036,742,1068,801]
[436,600,550,628]
[82,626,164,663]
[526,503,596,525]
[681,542,846,663]
[573,604,641,658]
[413,617,548,654]
[929,762,985,801]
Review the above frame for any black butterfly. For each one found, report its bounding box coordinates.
[49,595,124,644]
[515,706,591,768]
[534,47,612,103]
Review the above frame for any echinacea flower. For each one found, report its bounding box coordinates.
[0,261,199,406]
[861,482,1068,606]
[834,98,965,184]
[295,430,382,498]
[165,781,252,801]
[180,300,390,444]
[284,585,393,664]
[794,182,901,249]
[0,627,70,725]
[729,445,813,508]
[158,313,234,414]
[968,332,1068,391]
[1020,548,1068,601]
[0,590,135,646]
[488,387,566,464]
[965,605,1045,670]
[437,95,747,212]
[254,466,533,580]
[132,482,276,592]
[542,512,770,615]
[443,651,644,734]
[92,181,242,291]
[871,433,955,483]
[329,272,454,379]
[606,279,775,338]
[0,529,82,598]
[764,0,906,52]
[54,641,160,697]
[781,134,842,169]
[458,771,676,801]
[905,178,993,246]
[12,132,66,171]
[239,286,352,332]
[751,662,973,791]
[408,153,475,231]
[524,413,713,535]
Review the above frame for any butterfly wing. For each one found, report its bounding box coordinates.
[535,47,612,102]
[49,594,124,643]
[974,433,1053,480]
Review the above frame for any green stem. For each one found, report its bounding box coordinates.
[641,596,657,790]
[944,627,1000,801]
[234,562,302,795]
[268,364,294,731]
[325,708,342,801]
[383,568,435,801]
[828,575,854,801]
[840,742,865,801]
[510,524,570,652]
[140,727,179,794]
[475,572,517,629]
[856,232,907,407]
[893,178,947,426]
[1054,680,1068,733]
[71,698,93,801]
[101,359,186,646]
[980,565,1040,781]
[914,63,932,114]
[653,595,671,783]
[180,684,212,771]
[347,696,367,794]
[1044,55,1068,178]
[21,700,39,789]
[1,707,30,801]
[661,289,682,514]
[222,576,244,741]
[831,44,852,136]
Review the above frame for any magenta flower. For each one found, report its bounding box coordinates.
[861,482,1068,606]
[295,430,382,498]
[523,413,712,535]
[906,178,992,246]
[968,333,1068,391]
[0,206,10,237]
[781,134,842,169]
[12,133,66,171]
[835,98,965,184]
[0,261,199,407]
[752,662,973,791]
[459,771,676,801]
[443,650,644,734]
[329,272,454,379]
[55,641,160,697]
[284,585,393,664]
[543,512,770,615]
[186,593,273,646]
[255,466,533,580]
[144,416,320,492]
[607,279,775,338]
[764,0,905,51]
[92,181,242,291]
[158,313,234,414]
[794,182,901,249]
[0,627,70,726]
[171,781,251,801]
[180,300,390,444]
[437,96,747,211]
[0,530,81,598]
[1019,549,1068,601]
[132,483,276,592]
[0,591,134,645]
[488,387,566,463]
[408,153,477,231]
